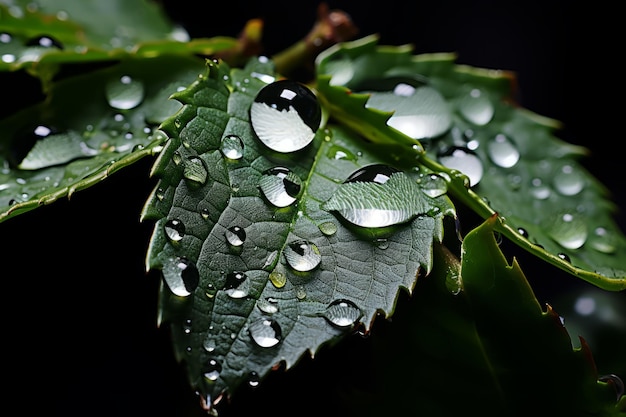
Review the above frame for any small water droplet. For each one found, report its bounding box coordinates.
[553,164,584,196]
[162,257,200,297]
[257,297,279,314]
[318,221,337,236]
[530,177,551,200]
[224,271,249,299]
[203,337,216,352]
[183,156,208,185]
[164,218,185,243]
[248,371,261,387]
[322,299,362,327]
[457,88,494,125]
[250,79,321,153]
[26,34,64,49]
[224,226,246,247]
[259,166,302,207]
[203,358,222,381]
[220,135,244,160]
[285,240,321,272]
[105,75,144,110]
[589,226,617,254]
[557,252,571,262]
[420,173,448,198]
[269,271,286,288]
[248,318,282,348]
[437,146,483,187]
[487,133,519,168]
[546,212,588,250]
[326,145,357,161]
[517,227,529,238]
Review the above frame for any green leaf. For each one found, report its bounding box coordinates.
[356,215,624,416]
[0,55,205,222]
[315,34,626,291]
[141,57,456,410]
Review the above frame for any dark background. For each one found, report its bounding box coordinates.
[2,1,624,416]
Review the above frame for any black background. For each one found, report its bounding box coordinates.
[2,1,624,416]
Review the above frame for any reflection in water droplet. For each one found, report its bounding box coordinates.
[203,358,222,381]
[225,226,246,247]
[458,88,494,125]
[553,164,584,196]
[487,134,519,168]
[547,212,588,249]
[285,240,321,272]
[183,156,208,185]
[248,318,282,348]
[323,299,361,327]
[164,218,185,242]
[220,135,244,160]
[162,257,200,297]
[250,79,321,153]
[345,163,397,184]
[259,167,302,207]
[105,75,144,110]
[224,271,249,298]
[420,173,448,198]
[269,271,286,288]
[438,147,483,187]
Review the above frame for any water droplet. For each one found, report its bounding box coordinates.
[203,337,216,352]
[530,178,551,200]
[259,167,302,207]
[105,75,144,110]
[322,299,361,327]
[162,257,200,297]
[457,88,494,125]
[374,238,389,249]
[164,218,185,242]
[487,133,519,168]
[326,145,357,161]
[203,358,222,381]
[25,34,64,49]
[420,173,448,198]
[183,156,208,185]
[557,252,571,262]
[285,240,321,272]
[224,226,246,247]
[546,212,588,250]
[589,226,617,254]
[248,318,282,348]
[257,297,279,314]
[224,271,249,299]
[269,271,286,288]
[599,374,625,401]
[220,135,244,160]
[250,79,321,153]
[346,163,397,184]
[517,227,529,238]
[318,221,337,236]
[437,146,483,187]
[553,164,584,196]
[248,371,261,387]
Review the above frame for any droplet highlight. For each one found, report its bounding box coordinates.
[164,218,185,243]
[224,226,246,247]
[285,240,321,272]
[487,133,519,168]
[323,299,362,327]
[248,318,282,348]
[162,257,200,297]
[105,75,145,110]
[438,146,483,187]
[183,156,208,185]
[224,271,249,299]
[220,135,244,160]
[259,166,302,207]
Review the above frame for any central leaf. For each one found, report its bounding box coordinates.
[141,57,454,409]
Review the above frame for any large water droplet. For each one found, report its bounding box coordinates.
[224,271,249,299]
[183,156,208,185]
[547,212,588,250]
[164,218,185,243]
[220,134,244,160]
[438,146,483,186]
[553,164,584,196]
[589,226,617,254]
[259,167,302,207]
[322,299,362,327]
[248,318,282,348]
[224,226,246,247]
[162,257,200,297]
[250,79,321,153]
[487,133,519,168]
[285,240,321,272]
[457,88,494,125]
[203,358,222,381]
[105,75,144,110]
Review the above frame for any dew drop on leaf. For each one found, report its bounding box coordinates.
[318,221,338,236]
[457,88,494,126]
[248,318,282,348]
[250,79,321,153]
[220,134,244,160]
[105,75,145,110]
[183,156,208,185]
[589,227,617,254]
[420,173,448,198]
[162,257,200,297]
[203,358,222,382]
[224,271,249,299]
[257,297,279,314]
[269,271,286,288]
[438,146,483,186]
[323,299,362,327]
[164,218,185,243]
[530,178,551,200]
[553,164,585,196]
[259,166,302,207]
[25,34,64,49]
[487,133,520,168]
[546,212,588,250]
[285,240,321,272]
[224,226,246,247]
